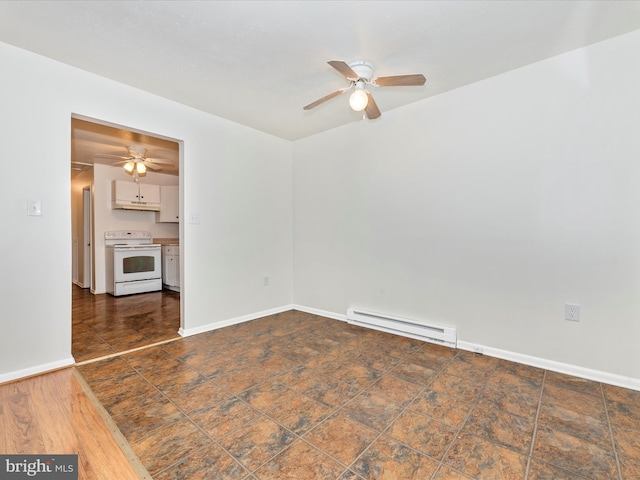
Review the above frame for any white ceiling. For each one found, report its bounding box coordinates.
[1,1,640,143]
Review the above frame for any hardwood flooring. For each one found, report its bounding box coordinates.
[72,284,180,363]
[0,367,144,479]
[0,286,180,479]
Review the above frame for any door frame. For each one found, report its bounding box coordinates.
[82,185,93,290]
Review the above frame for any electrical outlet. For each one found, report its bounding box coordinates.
[472,345,484,355]
[263,276,269,287]
[27,199,42,216]
[565,304,580,322]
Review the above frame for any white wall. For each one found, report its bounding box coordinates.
[0,41,293,380]
[293,30,640,383]
[3,30,639,387]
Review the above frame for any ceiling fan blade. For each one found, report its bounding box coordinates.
[95,153,132,160]
[303,88,347,110]
[328,60,359,81]
[144,162,161,171]
[364,92,381,120]
[146,162,176,168]
[373,74,426,87]
[145,157,176,165]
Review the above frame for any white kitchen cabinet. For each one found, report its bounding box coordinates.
[162,245,180,292]
[111,180,161,211]
[156,185,179,223]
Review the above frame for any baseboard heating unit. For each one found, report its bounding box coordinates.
[346,308,457,348]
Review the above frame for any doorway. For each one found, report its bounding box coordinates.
[71,115,182,363]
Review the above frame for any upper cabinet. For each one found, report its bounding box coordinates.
[156,185,179,223]
[111,180,161,211]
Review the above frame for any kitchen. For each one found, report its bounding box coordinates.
[70,117,182,362]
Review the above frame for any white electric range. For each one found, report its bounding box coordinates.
[104,231,162,296]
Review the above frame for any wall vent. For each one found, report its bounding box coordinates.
[346,308,457,348]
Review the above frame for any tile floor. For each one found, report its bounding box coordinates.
[72,284,180,362]
[76,310,640,479]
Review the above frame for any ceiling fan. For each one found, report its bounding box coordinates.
[303,60,426,119]
[95,145,176,179]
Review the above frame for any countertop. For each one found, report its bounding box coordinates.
[153,238,179,246]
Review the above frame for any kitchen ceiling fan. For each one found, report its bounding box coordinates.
[95,145,176,179]
[303,60,426,119]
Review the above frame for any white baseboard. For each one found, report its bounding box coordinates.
[457,341,640,392]
[291,304,347,322]
[0,356,76,385]
[179,304,294,337]
[157,301,640,393]
[291,305,640,392]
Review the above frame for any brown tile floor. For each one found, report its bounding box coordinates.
[76,310,640,479]
[72,284,180,363]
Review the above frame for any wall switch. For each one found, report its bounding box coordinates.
[27,199,42,216]
[188,214,200,224]
[263,276,269,287]
[565,303,580,322]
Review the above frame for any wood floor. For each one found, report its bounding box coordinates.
[0,285,181,479]
[0,285,180,480]
[0,286,180,479]
[72,284,180,363]
[0,367,144,479]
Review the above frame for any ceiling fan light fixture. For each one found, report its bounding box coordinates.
[136,162,146,174]
[124,160,135,173]
[304,60,426,119]
[349,88,369,112]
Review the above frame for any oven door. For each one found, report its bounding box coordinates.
[113,246,161,282]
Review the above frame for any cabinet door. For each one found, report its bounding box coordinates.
[157,185,179,222]
[173,252,180,287]
[163,254,172,284]
[162,246,179,287]
[139,184,161,204]
[165,255,178,286]
[113,180,140,203]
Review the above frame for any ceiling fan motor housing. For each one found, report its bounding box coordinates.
[128,145,147,157]
[348,60,374,81]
